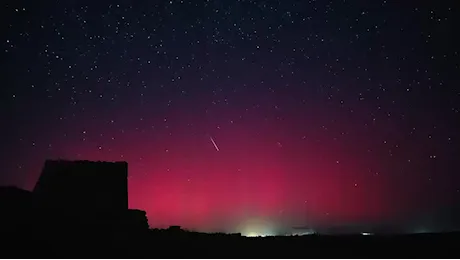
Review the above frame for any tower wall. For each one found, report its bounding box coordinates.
[33,160,128,212]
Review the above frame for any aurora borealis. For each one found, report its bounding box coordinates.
[1,0,459,234]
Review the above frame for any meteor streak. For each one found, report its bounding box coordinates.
[210,136,220,151]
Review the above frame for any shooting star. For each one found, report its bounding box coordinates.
[210,136,220,151]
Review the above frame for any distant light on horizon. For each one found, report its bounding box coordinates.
[239,218,275,237]
[245,232,263,237]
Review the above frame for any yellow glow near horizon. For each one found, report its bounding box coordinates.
[239,218,275,237]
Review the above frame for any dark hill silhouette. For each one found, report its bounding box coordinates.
[1,159,459,258]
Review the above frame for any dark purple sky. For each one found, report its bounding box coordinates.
[1,0,459,234]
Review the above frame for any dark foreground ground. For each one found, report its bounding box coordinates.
[3,230,460,258]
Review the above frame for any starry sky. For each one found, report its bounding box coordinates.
[1,0,460,234]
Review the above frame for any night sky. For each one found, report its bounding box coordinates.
[1,0,459,234]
